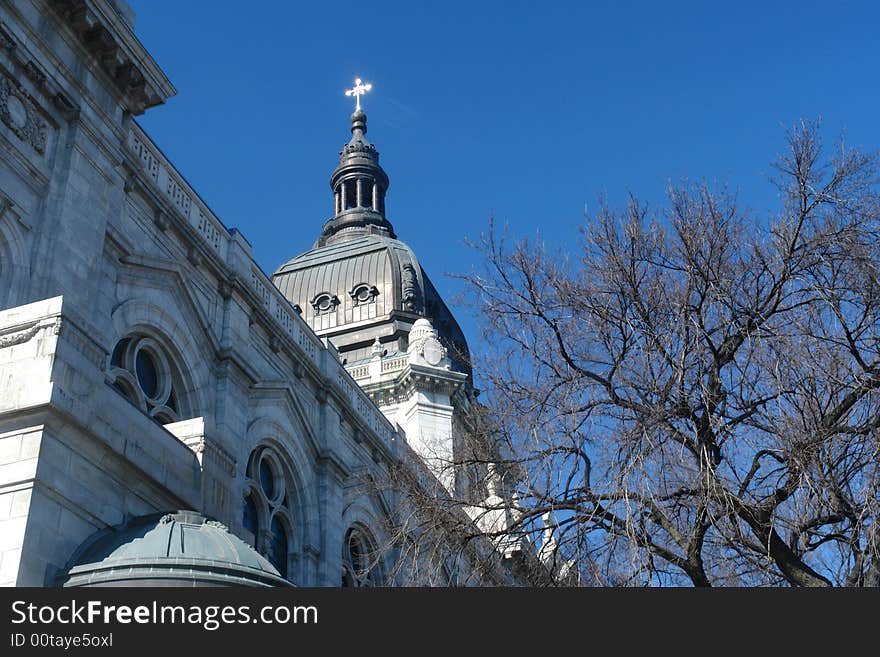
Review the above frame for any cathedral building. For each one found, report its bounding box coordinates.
[0,0,533,586]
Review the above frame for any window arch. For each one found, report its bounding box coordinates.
[341,526,382,587]
[107,332,189,424]
[242,491,259,537]
[269,515,290,579]
[243,445,295,582]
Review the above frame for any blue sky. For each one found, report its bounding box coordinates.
[128,0,880,369]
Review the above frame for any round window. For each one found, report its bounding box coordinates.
[108,334,184,426]
[135,349,159,399]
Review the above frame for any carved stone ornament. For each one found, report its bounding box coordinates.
[0,74,47,154]
[341,139,377,158]
[422,337,445,366]
[401,263,420,312]
[0,324,41,349]
[205,520,229,532]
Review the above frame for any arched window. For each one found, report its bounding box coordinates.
[341,527,380,587]
[107,333,188,424]
[242,493,258,538]
[243,446,294,582]
[269,517,289,579]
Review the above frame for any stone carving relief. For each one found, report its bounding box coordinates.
[401,263,421,313]
[0,74,47,154]
[0,323,40,349]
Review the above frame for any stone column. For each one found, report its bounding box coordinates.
[356,179,363,208]
[340,183,346,211]
[372,183,378,211]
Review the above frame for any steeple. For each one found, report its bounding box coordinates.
[319,80,394,246]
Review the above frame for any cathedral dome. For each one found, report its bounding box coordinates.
[59,510,291,587]
[272,233,471,373]
[272,98,471,374]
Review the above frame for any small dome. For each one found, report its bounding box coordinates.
[409,318,434,341]
[60,510,291,587]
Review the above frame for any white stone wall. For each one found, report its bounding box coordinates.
[0,0,401,587]
[0,0,528,588]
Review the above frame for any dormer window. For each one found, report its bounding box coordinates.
[311,292,340,315]
[350,284,379,306]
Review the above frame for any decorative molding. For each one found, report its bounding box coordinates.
[0,323,41,349]
[50,0,175,115]
[186,245,202,267]
[218,277,234,300]
[0,73,47,154]
[153,209,169,232]
[23,61,46,87]
[0,24,15,51]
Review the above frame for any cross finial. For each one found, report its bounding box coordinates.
[345,78,372,112]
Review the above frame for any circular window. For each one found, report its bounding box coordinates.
[107,334,185,425]
[135,349,158,398]
[351,284,378,306]
[312,293,339,315]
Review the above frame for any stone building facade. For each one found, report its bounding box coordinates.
[0,0,531,587]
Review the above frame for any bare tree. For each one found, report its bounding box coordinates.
[367,121,880,586]
[445,120,880,587]
[372,123,880,586]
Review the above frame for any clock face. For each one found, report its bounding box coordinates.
[422,338,444,366]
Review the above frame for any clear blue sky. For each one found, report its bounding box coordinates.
[128,0,880,364]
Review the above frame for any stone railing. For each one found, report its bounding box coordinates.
[128,125,231,258]
[381,354,409,374]
[335,366,394,447]
[347,364,370,379]
[248,265,321,366]
[125,123,396,455]
[345,354,410,382]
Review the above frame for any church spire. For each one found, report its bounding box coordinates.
[319,78,394,246]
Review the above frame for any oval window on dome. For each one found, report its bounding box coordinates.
[350,284,378,306]
[311,293,339,315]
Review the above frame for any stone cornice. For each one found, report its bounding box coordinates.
[359,362,468,406]
[49,0,175,114]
